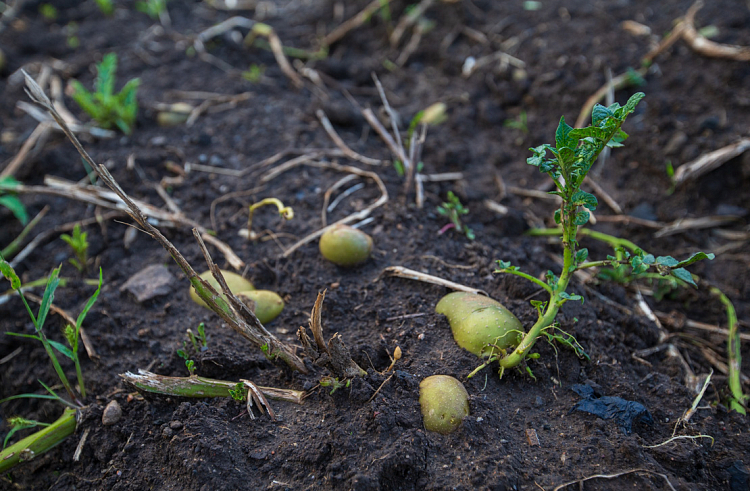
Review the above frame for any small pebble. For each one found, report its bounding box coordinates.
[169,420,183,430]
[162,427,174,438]
[102,400,123,425]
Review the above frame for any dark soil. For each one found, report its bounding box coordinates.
[1,0,749,489]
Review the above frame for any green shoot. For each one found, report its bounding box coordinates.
[245,198,294,241]
[1,259,79,404]
[70,53,140,134]
[176,348,196,376]
[437,191,474,240]
[488,93,715,377]
[242,64,266,83]
[320,376,350,395]
[228,383,246,401]
[187,322,208,352]
[503,110,528,134]
[95,0,114,16]
[39,3,57,21]
[0,176,29,225]
[711,287,746,414]
[3,417,50,449]
[135,0,168,19]
[60,224,89,273]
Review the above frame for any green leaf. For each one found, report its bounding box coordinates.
[591,104,613,126]
[671,267,696,287]
[655,256,679,267]
[571,190,597,210]
[96,53,117,97]
[569,126,609,141]
[559,292,584,304]
[0,393,63,405]
[573,210,590,226]
[6,332,41,341]
[621,92,645,117]
[0,256,21,290]
[554,209,561,224]
[674,252,715,269]
[37,266,62,332]
[0,195,29,224]
[49,339,74,360]
[555,116,576,150]
[575,251,591,265]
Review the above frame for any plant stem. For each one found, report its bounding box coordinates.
[73,356,86,399]
[499,269,553,294]
[121,370,306,404]
[0,408,77,474]
[1,206,49,258]
[498,204,577,370]
[711,287,746,414]
[527,227,642,254]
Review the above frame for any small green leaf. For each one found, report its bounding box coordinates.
[656,256,679,267]
[571,190,598,210]
[670,268,696,287]
[554,209,561,224]
[0,256,21,290]
[674,252,715,269]
[0,195,29,224]
[591,104,613,126]
[37,266,62,332]
[622,92,645,116]
[49,339,74,360]
[573,210,590,226]
[559,292,584,304]
[575,248,588,265]
[555,116,576,150]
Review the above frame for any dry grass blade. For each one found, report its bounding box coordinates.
[315,109,383,166]
[654,215,741,238]
[380,266,487,296]
[0,121,53,178]
[390,0,434,47]
[297,290,366,378]
[673,138,750,185]
[243,379,276,420]
[552,468,676,491]
[22,71,306,373]
[322,0,394,47]
[682,1,750,61]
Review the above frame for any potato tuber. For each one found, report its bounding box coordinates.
[419,375,470,434]
[319,224,373,267]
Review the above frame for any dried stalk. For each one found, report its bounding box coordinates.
[121,370,304,404]
[380,266,487,296]
[682,1,750,61]
[22,72,307,373]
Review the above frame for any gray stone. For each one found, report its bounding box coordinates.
[120,264,175,303]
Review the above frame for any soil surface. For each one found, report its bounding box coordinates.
[1,1,749,490]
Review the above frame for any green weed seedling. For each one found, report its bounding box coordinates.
[187,322,208,352]
[136,0,168,19]
[0,259,103,472]
[242,64,266,83]
[0,176,29,226]
[320,376,350,395]
[504,110,528,134]
[473,93,715,378]
[60,224,89,273]
[95,0,114,16]
[437,191,474,240]
[71,53,140,134]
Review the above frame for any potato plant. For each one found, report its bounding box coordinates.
[477,93,714,377]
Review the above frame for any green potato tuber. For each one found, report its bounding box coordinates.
[236,290,284,324]
[419,375,470,434]
[319,224,373,267]
[436,292,523,358]
[189,270,254,308]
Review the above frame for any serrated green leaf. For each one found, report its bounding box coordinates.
[0,256,21,290]
[674,252,715,269]
[622,92,645,116]
[573,210,590,226]
[571,190,597,210]
[656,256,679,267]
[555,116,576,150]
[670,267,696,287]
[0,195,29,224]
[591,104,613,126]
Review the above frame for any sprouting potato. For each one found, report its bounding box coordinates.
[435,292,523,358]
[319,224,373,267]
[419,375,470,434]
[189,270,254,308]
[236,290,284,324]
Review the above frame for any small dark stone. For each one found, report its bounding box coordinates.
[162,427,174,438]
[169,420,183,430]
